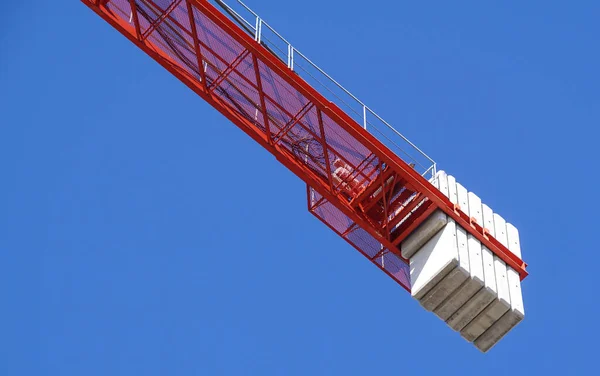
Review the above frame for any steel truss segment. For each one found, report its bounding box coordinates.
[341,223,359,237]
[141,0,183,41]
[127,0,142,38]
[81,0,527,281]
[316,109,334,191]
[309,195,327,211]
[272,102,315,143]
[378,162,391,229]
[251,54,272,142]
[186,0,208,86]
[370,248,389,262]
[348,153,378,190]
[386,192,423,231]
[209,49,251,91]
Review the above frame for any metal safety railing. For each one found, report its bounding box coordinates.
[212,0,437,180]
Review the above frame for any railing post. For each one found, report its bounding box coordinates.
[363,105,367,130]
[255,17,262,42]
[286,45,295,71]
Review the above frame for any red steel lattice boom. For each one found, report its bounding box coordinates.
[81,0,528,292]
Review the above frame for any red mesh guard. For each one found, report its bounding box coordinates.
[309,188,410,290]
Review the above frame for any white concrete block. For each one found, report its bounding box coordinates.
[446,195,494,331]
[435,170,449,197]
[456,183,469,213]
[434,183,484,321]
[434,225,478,321]
[468,192,483,224]
[480,205,499,308]
[494,213,509,246]
[505,224,524,316]
[447,175,458,204]
[506,223,522,258]
[418,178,469,312]
[461,211,510,342]
[421,223,469,311]
[492,214,511,306]
[466,193,485,285]
[481,246,497,297]
[410,219,459,301]
[474,223,525,352]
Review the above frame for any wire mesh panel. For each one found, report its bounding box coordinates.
[308,187,411,290]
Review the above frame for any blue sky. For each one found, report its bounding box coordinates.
[2,1,599,375]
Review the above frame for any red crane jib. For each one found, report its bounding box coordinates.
[81,0,527,291]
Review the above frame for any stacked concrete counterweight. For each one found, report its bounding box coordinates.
[401,171,525,352]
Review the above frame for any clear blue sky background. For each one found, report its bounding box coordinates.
[2,1,599,375]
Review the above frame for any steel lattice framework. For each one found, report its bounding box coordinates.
[82,0,528,291]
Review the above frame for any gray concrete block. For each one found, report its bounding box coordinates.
[435,276,483,322]
[461,297,510,342]
[420,266,469,312]
[401,210,448,259]
[428,223,472,316]
[475,309,524,352]
[410,220,459,300]
[447,286,496,332]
